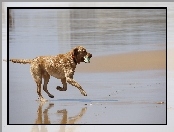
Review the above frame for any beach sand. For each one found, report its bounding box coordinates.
[77,50,166,72]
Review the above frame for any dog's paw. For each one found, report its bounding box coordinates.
[56,86,63,91]
[49,94,54,98]
[40,98,48,102]
[81,91,87,96]
[56,86,67,91]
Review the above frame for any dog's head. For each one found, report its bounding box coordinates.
[72,46,92,64]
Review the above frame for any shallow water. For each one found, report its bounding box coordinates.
[7,8,166,124]
[8,9,166,58]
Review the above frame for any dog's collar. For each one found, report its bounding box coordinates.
[71,54,77,65]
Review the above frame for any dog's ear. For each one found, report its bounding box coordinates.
[73,48,78,56]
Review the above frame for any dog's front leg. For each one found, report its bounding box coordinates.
[66,77,87,96]
[56,78,67,91]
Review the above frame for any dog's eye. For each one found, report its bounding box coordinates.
[83,49,86,52]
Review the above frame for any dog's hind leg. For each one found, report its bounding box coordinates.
[43,72,54,98]
[30,63,47,102]
[36,83,47,102]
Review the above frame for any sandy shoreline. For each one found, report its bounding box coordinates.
[77,50,166,72]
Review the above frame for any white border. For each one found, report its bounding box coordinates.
[2,2,173,132]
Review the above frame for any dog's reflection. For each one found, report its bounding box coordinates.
[31,102,87,132]
[34,102,87,124]
[57,107,87,124]
[35,102,54,124]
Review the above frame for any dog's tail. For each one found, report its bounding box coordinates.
[3,59,32,64]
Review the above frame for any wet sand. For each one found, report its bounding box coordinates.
[9,50,166,124]
[77,50,166,72]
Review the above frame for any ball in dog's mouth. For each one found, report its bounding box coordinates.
[84,56,90,63]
